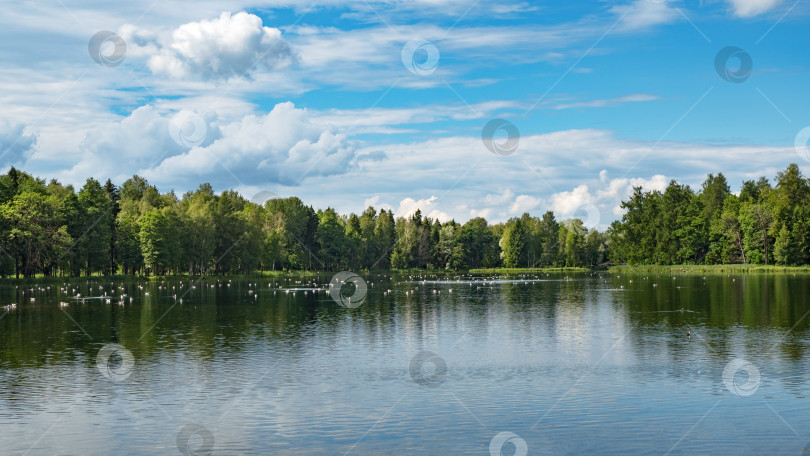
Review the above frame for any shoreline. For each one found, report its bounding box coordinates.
[0,267,592,283]
[5,264,810,284]
[608,264,810,274]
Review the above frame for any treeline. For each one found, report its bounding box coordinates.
[609,163,810,266]
[0,168,609,278]
[6,163,807,278]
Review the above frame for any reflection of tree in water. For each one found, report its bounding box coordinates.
[3,271,810,411]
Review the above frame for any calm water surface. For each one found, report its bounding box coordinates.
[2,271,810,455]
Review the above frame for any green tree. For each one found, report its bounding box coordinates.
[500,218,526,267]
[76,178,113,276]
[1,190,71,277]
[139,210,170,275]
[562,220,585,266]
[315,208,347,270]
[539,211,560,266]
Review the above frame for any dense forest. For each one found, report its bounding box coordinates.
[0,167,608,278]
[2,164,809,278]
[609,163,810,266]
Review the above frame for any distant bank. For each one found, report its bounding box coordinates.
[609,264,810,274]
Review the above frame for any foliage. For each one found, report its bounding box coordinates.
[609,165,810,267]
[0,167,612,277]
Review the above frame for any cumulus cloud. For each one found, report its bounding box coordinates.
[726,0,781,17]
[363,195,387,210]
[541,175,671,229]
[393,196,452,222]
[49,102,799,228]
[62,105,219,184]
[598,174,669,217]
[144,102,355,187]
[145,12,295,81]
[0,121,37,167]
[510,194,541,214]
[550,184,596,216]
[63,102,356,189]
[459,189,542,220]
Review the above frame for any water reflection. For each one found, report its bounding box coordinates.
[1,272,809,454]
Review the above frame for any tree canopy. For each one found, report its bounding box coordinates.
[11,164,809,278]
[609,164,810,266]
[0,167,609,278]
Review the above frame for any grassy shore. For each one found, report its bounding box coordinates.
[371,267,589,275]
[469,267,589,274]
[0,270,320,284]
[1,266,597,283]
[609,264,810,274]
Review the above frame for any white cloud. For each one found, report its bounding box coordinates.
[553,94,659,110]
[612,0,679,31]
[460,189,542,220]
[544,175,670,228]
[393,196,452,222]
[13,92,801,228]
[0,121,37,167]
[284,9,673,91]
[363,195,382,209]
[510,194,541,214]
[726,0,781,17]
[144,102,355,187]
[595,174,669,218]
[313,127,793,225]
[311,100,521,134]
[61,105,215,185]
[483,189,515,207]
[146,12,295,81]
[61,101,356,189]
[470,207,493,219]
[550,184,595,215]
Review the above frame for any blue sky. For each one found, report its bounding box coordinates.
[0,0,808,227]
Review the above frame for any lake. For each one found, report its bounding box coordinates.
[1,271,809,455]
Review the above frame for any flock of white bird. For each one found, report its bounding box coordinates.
[0,272,726,313]
[1,277,345,311]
